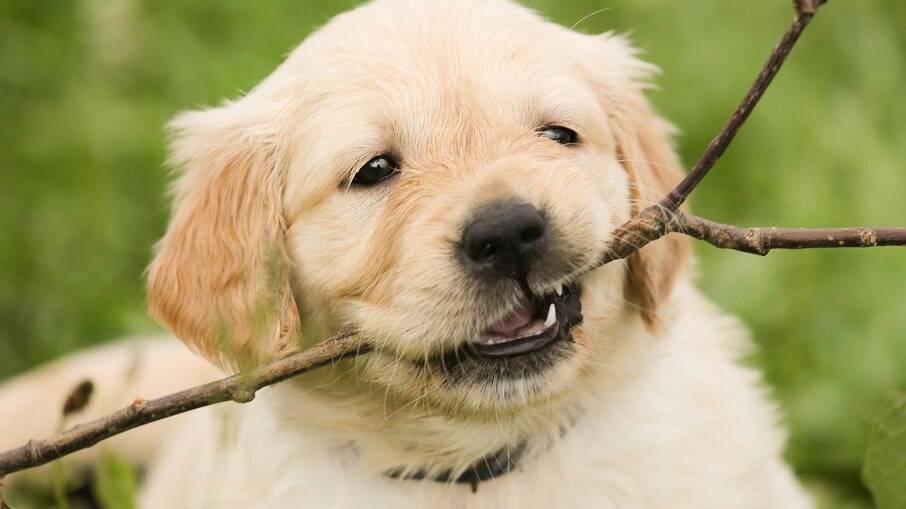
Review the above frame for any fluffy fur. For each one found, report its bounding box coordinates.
[2,1,813,507]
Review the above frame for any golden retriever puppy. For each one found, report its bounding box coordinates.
[2,0,813,507]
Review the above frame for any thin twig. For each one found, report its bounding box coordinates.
[0,332,366,478]
[663,5,820,210]
[588,0,903,267]
[595,5,826,268]
[794,0,827,16]
[673,212,906,256]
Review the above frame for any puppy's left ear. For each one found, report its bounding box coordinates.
[147,99,300,368]
[615,95,690,330]
[587,34,691,329]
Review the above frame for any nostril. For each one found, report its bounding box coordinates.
[481,241,498,260]
[519,222,544,244]
[463,232,501,264]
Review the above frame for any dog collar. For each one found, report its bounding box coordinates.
[386,442,527,493]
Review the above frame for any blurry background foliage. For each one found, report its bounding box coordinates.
[0,1,904,507]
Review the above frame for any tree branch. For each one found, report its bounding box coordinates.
[590,0,903,268]
[1,0,904,483]
[0,332,367,478]
[673,212,906,256]
[596,4,828,268]
[662,4,821,210]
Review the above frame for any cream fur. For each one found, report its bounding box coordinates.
[4,0,813,507]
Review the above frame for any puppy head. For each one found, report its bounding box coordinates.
[148,0,687,412]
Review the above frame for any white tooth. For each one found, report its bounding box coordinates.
[555,283,563,297]
[544,303,556,328]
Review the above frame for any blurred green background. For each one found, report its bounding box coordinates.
[1,1,903,507]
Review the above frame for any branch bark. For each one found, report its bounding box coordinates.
[594,5,828,269]
[660,3,821,211]
[674,213,906,256]
[0,0,904,482]
[591,0,904,269]
[0,332,367,478]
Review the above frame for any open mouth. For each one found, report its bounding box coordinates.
[420,280,584,382]
[469,281,583,359]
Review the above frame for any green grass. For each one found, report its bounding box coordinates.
[1,2,904,507]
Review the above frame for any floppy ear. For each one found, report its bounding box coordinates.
[614,95,690,329]
[590,34,691,329]
[147,101,300,369]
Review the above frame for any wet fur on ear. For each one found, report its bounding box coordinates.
[147,100,300,369]
[589,33,691,330]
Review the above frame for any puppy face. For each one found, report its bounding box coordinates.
[148,0,688,415]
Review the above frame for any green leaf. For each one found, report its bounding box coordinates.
[92,455,138,509]
[863,391,906,509]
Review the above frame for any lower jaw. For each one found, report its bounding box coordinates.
[424,328,578,385]
[424,344,584,416]
[342,336,586,421]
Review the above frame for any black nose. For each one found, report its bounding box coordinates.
[460,200,547,279]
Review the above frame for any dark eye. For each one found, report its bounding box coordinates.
[352,154,401,187]
[538,126,579,146]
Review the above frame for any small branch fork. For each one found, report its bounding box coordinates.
[0,0,903,481]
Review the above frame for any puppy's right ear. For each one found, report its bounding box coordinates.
[147,100,300,368]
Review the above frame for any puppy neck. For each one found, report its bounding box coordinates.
[263,366,586,481]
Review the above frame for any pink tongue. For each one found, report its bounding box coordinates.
[487,304,535,336]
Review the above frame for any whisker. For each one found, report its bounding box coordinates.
[570,7,612,31]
